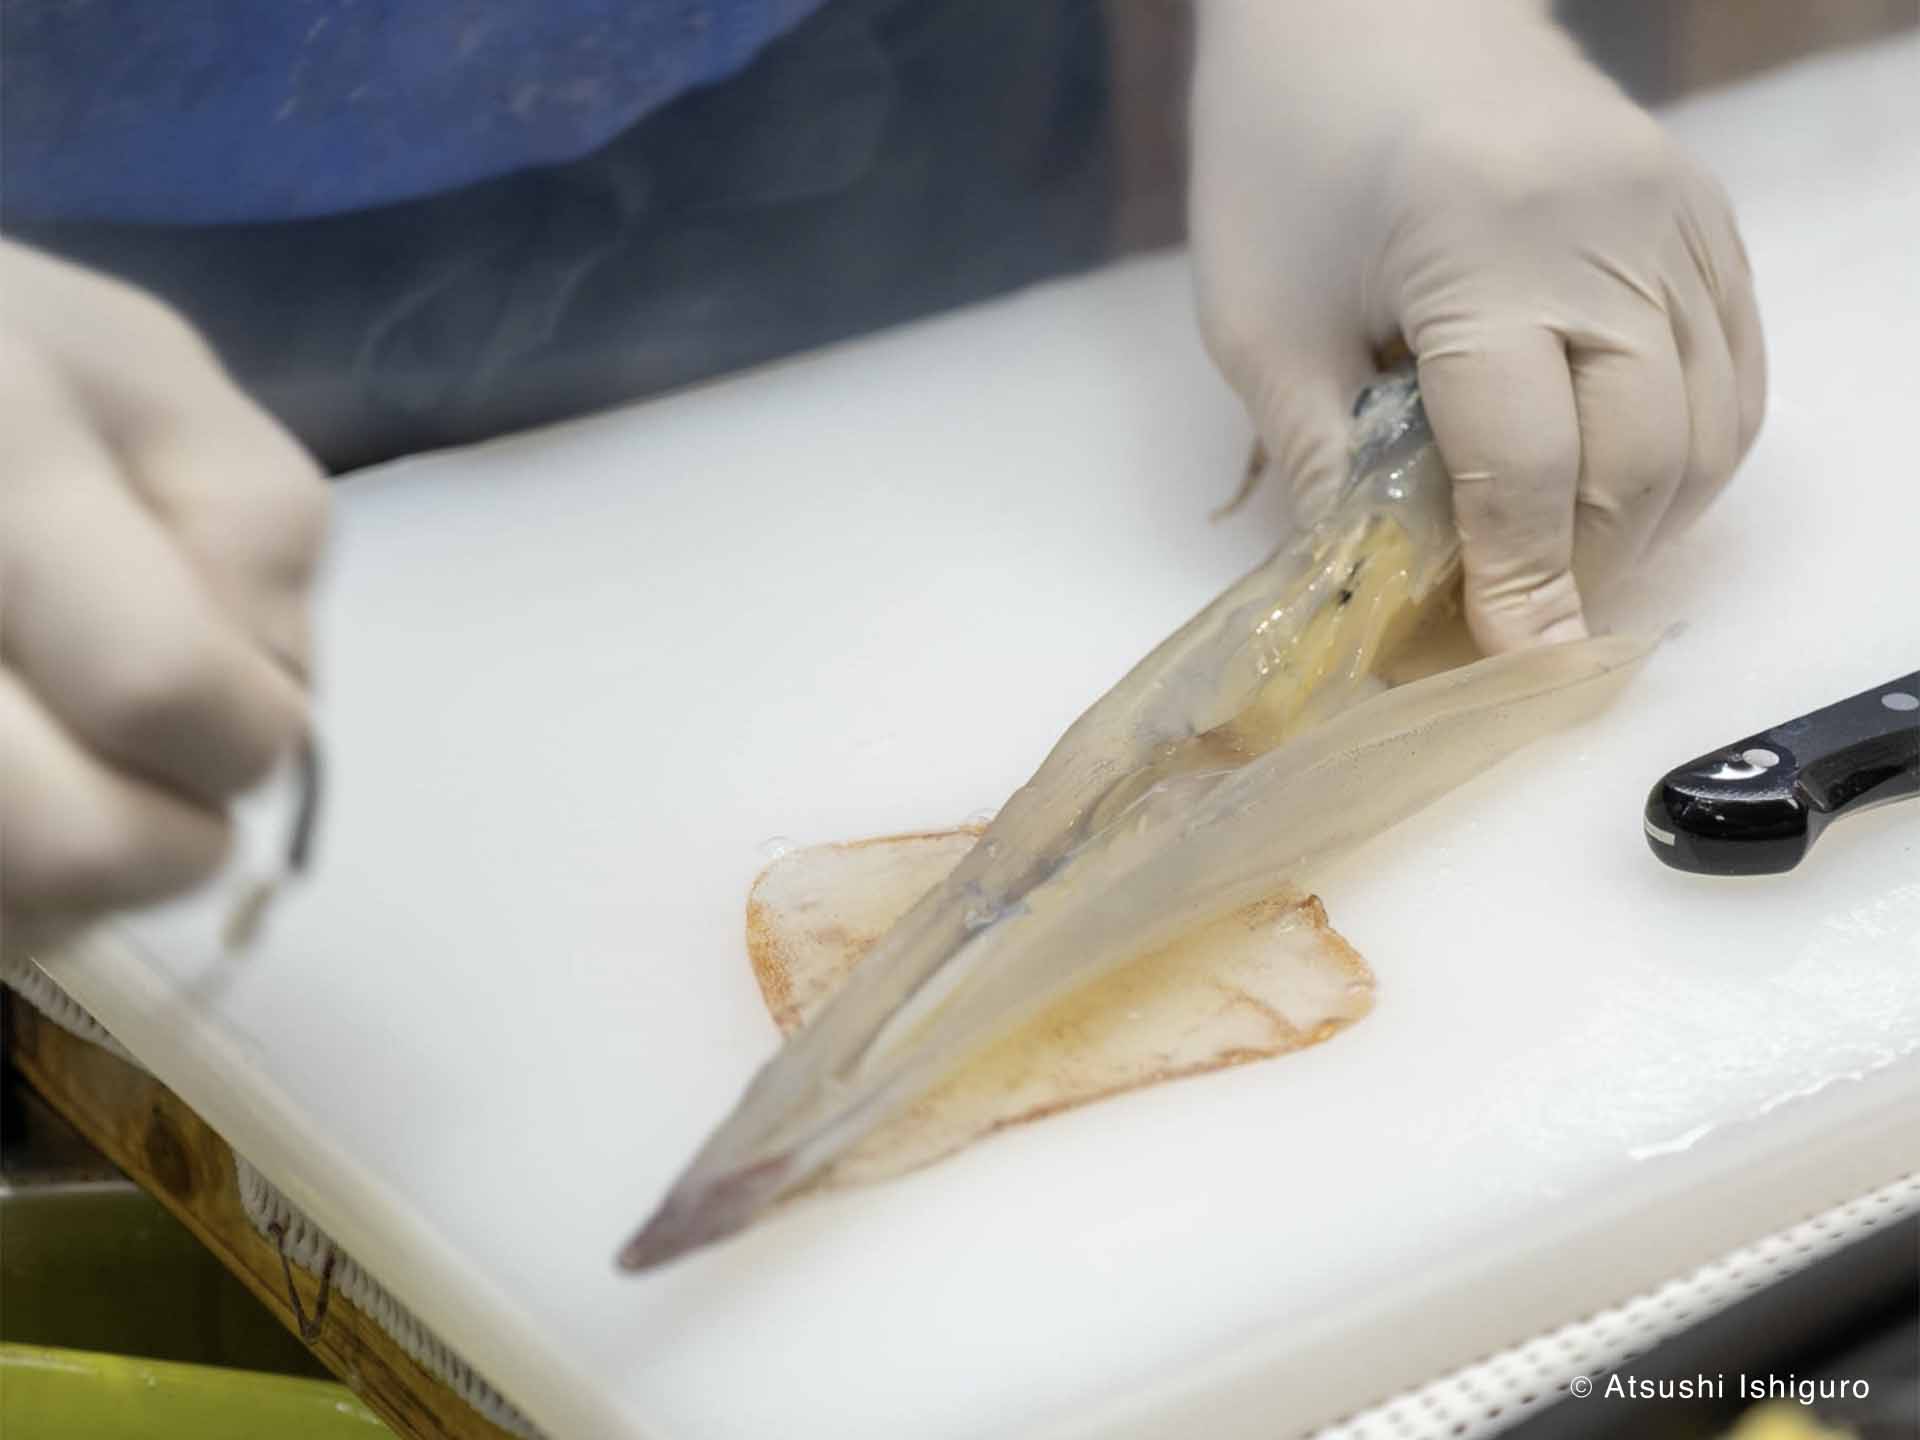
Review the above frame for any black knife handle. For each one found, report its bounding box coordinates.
[1644,671,1919,875]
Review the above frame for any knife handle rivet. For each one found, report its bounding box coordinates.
[1741,747,1781,769]
[1882,691,1918,713]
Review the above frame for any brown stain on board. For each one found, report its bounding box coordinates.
[745,826,991,1034]
[745,827,1375,1188]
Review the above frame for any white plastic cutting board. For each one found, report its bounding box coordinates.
[36,36,1920,1440]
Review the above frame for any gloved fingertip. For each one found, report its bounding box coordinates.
[1277,417,1355,529]
[1248,364,1371,531]
[1289,462,1347,528]
[1464,571,1588,653]
[1537,612,1591,646]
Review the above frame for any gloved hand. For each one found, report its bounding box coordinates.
[1,240,328,929]
[1189,0,1765,652]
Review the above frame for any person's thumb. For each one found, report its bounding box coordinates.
[1241,353,1376,530]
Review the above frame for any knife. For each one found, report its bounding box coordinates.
[1643,672,1919,876]
[220,735,324,951]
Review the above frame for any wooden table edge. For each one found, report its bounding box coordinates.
[4,994,523,1440]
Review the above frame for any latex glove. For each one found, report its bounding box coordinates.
[1,240,328,927]
[1190,0,1765,651]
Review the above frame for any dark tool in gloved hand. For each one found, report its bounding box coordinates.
[221,736,324,952]
[1644,672,1919,876]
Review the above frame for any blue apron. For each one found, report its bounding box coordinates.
[2,0,1114,467]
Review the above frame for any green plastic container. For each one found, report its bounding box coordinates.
[0,1180,328,1376]
[0,1343,391,1439]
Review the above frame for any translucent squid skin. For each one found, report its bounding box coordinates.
[618,377,1652,1271]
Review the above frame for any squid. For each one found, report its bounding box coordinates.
[619,374,1651,1270]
